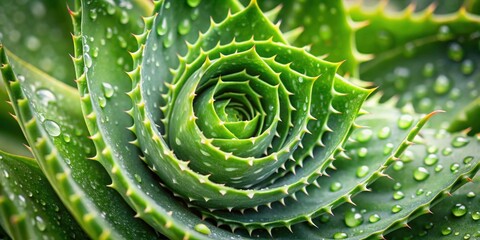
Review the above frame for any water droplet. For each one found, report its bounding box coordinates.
[35,216,46,231]
[157,18,168,36]
[356,165,369,178]
[451,203,467,217]
[333,232,348,239]
[393,191,405,200]
[394,67,409,91]
[44,120,61,137]
[330,182,342,192]
[452,136,469,148]
[163,31,174,48]
[344,209,363,227]
[98,96,107,108]
[118,36,127,48]
[434,75,450,95]
[448,42,463,62]
[191,8,200,20]
[461,59,474,75]
[423,154,439,166]
[422,63,435,77]
[427,145,438,154]
[413,167,429,181]
[357,147,368,158]
[377,126,391,139]
[383,143,394,155]
[106,3,116,15]
[416,188,425,196]
[397,114,413,129]
[441,226,452,236]
[437,25,452,41]
[400,150,414,162]
[424,222,434,230]
[393,182,402,190]
[84,54,93,68]
[194,223,211,235]
[102,83,115,98]
[134,174,142,183]
[106,28,113,39]
[435,164,444,172]
[63,134,71,143]
[450,163,460,173]
[178,18,191,35]
[393,161,404,171]
[463,156,473,164]
[472,211,480,220]
[89,9,97,20]
[320,214,330,223]
[187,0,201,7]
[320,25,332,41]
[36,89,56,106]
[466,191,476,198]
[442,147,453,156]
[391,204,402,213]
[356,129,373,143]
[368,214,380,223]
[120,10,129,24]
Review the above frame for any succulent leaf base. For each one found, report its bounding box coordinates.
[0,0,479,239]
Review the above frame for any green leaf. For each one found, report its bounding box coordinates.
[0,150,87,239]
[255,0,362,76]
[0,47,157,239]
[0,0,75,82]
[387,173,480,239]
[360,34,480,134]
[269,129,479,239]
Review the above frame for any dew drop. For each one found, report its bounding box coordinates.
[391,204,402,213]
[320,24,332,41]
[416,188,424,196]
[102,83,115,98]
[383,143,394,155]
[84,54,93,68]
[413,167,429,181]
[461,59,474,75]
[106,3,116,15]
[356,165,369,178]
[434,75,451,95]
[118,36,127,48]
[187,0,201,8]
[63,134,71,143]
[441,226,452,236]
[393,191,405,200]
[36,89,56,106]
[344,209,363,227]
[98,96,107,108]
[377,126,391,139]
[157,18,168,36]
[333,232,348,239]
[106,28,113,39]
[397,114,413,129]
[178,18,191,35]
[44,120,61,137]
[194,223,211,235]
[393,161,404,171]
[450,163,460,173]
[35,216,46,231]
[442,147,453,156]
[134,174,142,183]
[357,147,368,158]
[356,129,373,143]
[423,154,439,166]
[120,10,129,24]
[369,214,381,223]
[393,182,402,190]
[466,191,476,198]
[330,182,342,192]
[463,156,473,164]
[163,31,174,48]
[434,164,444,172]
[451,203,467,217]
[422,62,435,77]
[472,211,480,220]
[89,9,97,20]
[452,136,469,148]
[437,25,452,40]
[448,42,463,62]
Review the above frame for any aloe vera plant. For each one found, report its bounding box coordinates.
[0,0,479,239]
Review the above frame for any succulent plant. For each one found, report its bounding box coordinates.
[0,0,479,239]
